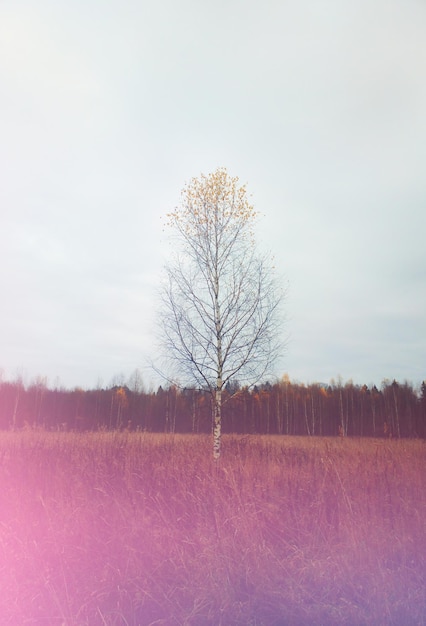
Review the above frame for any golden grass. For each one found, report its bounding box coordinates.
[0,432,425,624]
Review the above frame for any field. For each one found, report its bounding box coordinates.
[0,432,425,625]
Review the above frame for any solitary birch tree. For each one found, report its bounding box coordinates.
[159,168,283,459]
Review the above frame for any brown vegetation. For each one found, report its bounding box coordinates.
[0,432,425,624]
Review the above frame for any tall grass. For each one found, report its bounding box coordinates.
[0,432,424,624]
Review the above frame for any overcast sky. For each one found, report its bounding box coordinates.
[1,0,425,390]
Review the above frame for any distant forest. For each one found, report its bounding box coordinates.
[0,375,425,438]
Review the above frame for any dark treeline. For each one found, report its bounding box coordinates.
[0,375,425,438]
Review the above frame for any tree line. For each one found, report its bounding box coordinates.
[0,375,425,438]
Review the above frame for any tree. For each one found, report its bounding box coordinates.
[158,168,283,459]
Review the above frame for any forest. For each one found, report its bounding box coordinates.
[1,374,425,438]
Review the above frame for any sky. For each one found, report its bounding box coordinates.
[1,0,425,391]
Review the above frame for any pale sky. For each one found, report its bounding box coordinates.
[1,0,425,390]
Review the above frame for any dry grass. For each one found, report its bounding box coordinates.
[0,431,424,625]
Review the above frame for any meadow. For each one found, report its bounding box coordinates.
[0,431,424,625]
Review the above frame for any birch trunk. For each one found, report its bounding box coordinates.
[213,387,222,460]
